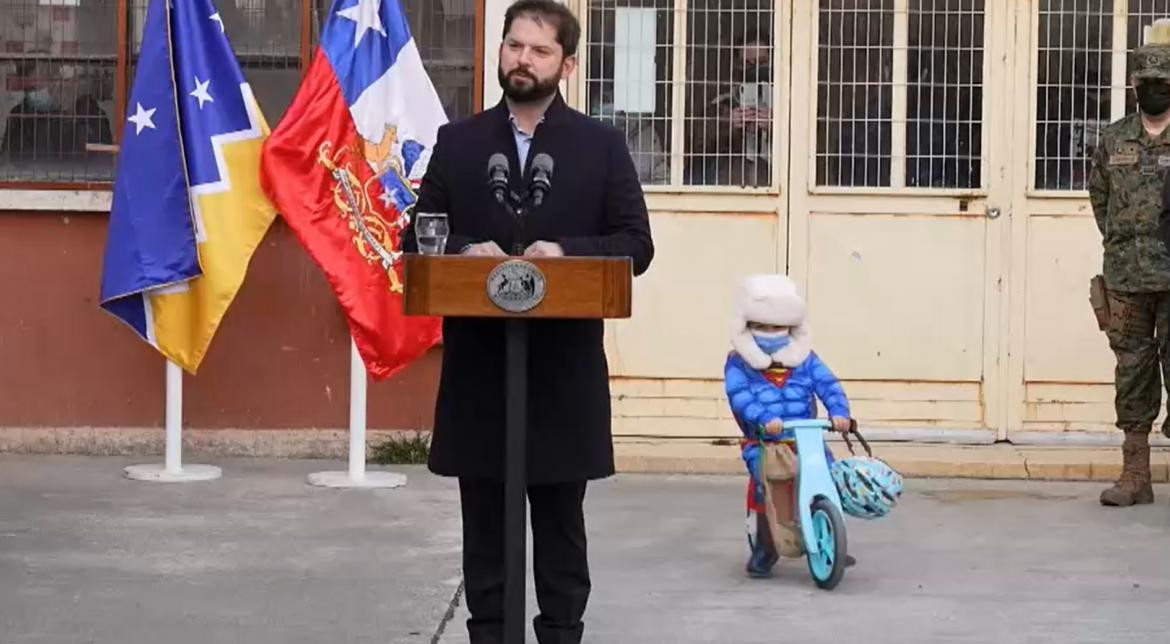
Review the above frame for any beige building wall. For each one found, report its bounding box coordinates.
[478,0,1170,447]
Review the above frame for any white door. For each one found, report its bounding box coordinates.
[787,0,1016,440]
[1007,0,1170,442]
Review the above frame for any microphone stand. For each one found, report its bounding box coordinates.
[494,190,531,257]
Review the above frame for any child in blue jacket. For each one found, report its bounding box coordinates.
[725,274,853,578]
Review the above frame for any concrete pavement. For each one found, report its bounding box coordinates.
[2,455,1169,643]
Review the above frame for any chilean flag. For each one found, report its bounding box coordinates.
[260,0,445,380]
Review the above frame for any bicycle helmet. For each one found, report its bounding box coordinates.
[830,455,903,520]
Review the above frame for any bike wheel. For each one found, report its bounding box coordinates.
[806,497,847,590]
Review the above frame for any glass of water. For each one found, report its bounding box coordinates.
[414,212,449,255]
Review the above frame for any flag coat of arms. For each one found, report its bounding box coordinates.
[99,0,277,373]
[260,0,445,381]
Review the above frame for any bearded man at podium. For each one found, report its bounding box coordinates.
[403,2,654,642]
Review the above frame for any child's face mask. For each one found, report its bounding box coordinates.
[752,331,790,355]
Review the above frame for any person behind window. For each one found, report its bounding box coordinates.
[72,69,114,150]
[1,55,70,158]
[685,29,773,187]
[589,86,669,184]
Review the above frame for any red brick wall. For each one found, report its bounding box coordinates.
[0,211,440,431]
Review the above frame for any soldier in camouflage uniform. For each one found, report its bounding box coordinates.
[1087,21,1170,507]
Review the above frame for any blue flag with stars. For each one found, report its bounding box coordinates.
[100,0,277,373]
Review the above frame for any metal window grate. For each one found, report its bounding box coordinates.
[1034,1,1170,192]
[816,0,985,189]
[413,0,476,122]
[312,0,478,122]
[1034,0,1112,191]
[584,0,675,185]
[1,0,119,183]
[682,0,775,187]
[214,1,302,126]
[906,0,984,189]
[0,0,479,185]
[816,0,894,187]
[1125,0,1170,114]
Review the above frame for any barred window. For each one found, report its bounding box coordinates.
[1034,1,1111,191]
[906,0,984,189]
[683,0,776,187]
[1,0,119,183]
[131,0,302,128]
[408,0,478,122]
[585,0,675,186]
[1125,0,1170,114]
[213,1,303,127]
[816,0,985,190]
[2,0,480,187]
[1034,1,1170,192]
[585,0,776,188]
[313,0,478,121]
[816,0,893,187]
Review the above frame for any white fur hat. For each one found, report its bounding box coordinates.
[731,274,812,369]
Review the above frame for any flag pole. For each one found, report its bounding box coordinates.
[165,359,182,474]
[348,336,367,482]
[307,338,407,489]
[124,359,222,482]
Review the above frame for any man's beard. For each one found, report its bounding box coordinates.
[499,66,560,103]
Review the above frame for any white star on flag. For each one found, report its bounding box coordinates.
[190,77,214,109]
[337,0,387,48]
[209,12,225,33]
[379,189,395,209]
[127,103,157,135]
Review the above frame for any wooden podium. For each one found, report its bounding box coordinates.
[402,254,632,642]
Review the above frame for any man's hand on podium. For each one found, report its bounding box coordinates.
[523,241,564,258]
[461,241,507,257]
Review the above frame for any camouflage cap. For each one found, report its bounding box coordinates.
[1134,44,1170,80]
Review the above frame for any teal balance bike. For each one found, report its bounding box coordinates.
[786,418,848,590]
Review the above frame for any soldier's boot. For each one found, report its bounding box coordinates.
[1100,431,1155,507]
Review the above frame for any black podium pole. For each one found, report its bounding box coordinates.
[502,193,530,643]
[503,317,528,643]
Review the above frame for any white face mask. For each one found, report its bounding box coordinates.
[751,330,790,355]
[26,88,56,112]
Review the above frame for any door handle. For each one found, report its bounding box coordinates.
[986,207,1002,220]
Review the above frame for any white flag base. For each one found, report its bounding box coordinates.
[124,361,220,483]
[306,339,409,490]
[307,470,407,489]
[124,463,222,482]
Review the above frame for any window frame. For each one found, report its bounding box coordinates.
[806,0,993,197]
[577,0,787,194]
[1025,0,1153,199]
[0,0,486,204]
[0,0,128,191]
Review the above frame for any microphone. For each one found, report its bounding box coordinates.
[487,153,510,205]
[529,153,554,207]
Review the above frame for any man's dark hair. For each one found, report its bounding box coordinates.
[503,0,581,58]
